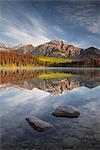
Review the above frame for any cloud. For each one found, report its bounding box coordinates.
[56,1,100,34]
[0,14,50,46]
[87,20,100,34]
[0,12,65,46]
[52,25,63,34]
[0,0,100,48]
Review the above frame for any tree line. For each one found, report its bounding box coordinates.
[49,56,100,67]
[0,51,43,67]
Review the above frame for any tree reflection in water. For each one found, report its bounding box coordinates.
[0,69,100,95]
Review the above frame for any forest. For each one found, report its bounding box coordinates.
[0,51,100,67]
[0,51,43,67]
[49,56,100,67]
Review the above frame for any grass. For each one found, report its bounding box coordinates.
[0,64,43,68]
[38,72,74,79]
[39,56,73,63]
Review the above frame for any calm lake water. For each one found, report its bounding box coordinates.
[0,68,100,150]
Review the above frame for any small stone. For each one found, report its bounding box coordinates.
[52,105,80,118]
[26,116,53,132]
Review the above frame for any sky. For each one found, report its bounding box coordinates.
[0,0,100,49]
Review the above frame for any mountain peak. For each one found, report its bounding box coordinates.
[13,44,34,48]
[0,43,8,48]
[0,43,12,52]
[31,40,81,57]
[45,40,68,47]
[13,44,34,54]
[86,47,99,51]
[80,46,100,58]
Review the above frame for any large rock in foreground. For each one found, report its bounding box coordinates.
[26,116,53,132]
[52,105,80,118]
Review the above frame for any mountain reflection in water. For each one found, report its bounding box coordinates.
[0,68,100,95]
[0,68,100,150]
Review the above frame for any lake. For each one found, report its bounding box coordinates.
[0,68,100,150]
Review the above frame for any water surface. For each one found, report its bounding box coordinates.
[0,68,100,150]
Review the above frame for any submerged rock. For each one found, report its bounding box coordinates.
[52,105,80,118]
[63,137,80,148]
[26,116,53,132]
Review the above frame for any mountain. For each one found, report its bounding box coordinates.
[80,47,100,58]
[0,43,8,48]
[0,68,80,94]
[13,44,34,54]
[31,40,82,57]
[0,43,12,52]
[1,41,99,59]
[0,43,34,54]
[1,68,100,94]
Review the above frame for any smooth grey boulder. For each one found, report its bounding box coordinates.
[26,116,53,132]
[52,105,80,118]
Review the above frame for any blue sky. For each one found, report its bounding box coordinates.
[0,0,100,49]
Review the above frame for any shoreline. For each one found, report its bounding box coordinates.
[0,66,100,70]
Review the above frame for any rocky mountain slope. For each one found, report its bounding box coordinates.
[0,43,12,52]
[80,47,100,58]
[31,40,82,57]
[13,44,34,54]
[0,43,34,54]
[0,40,100,58]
